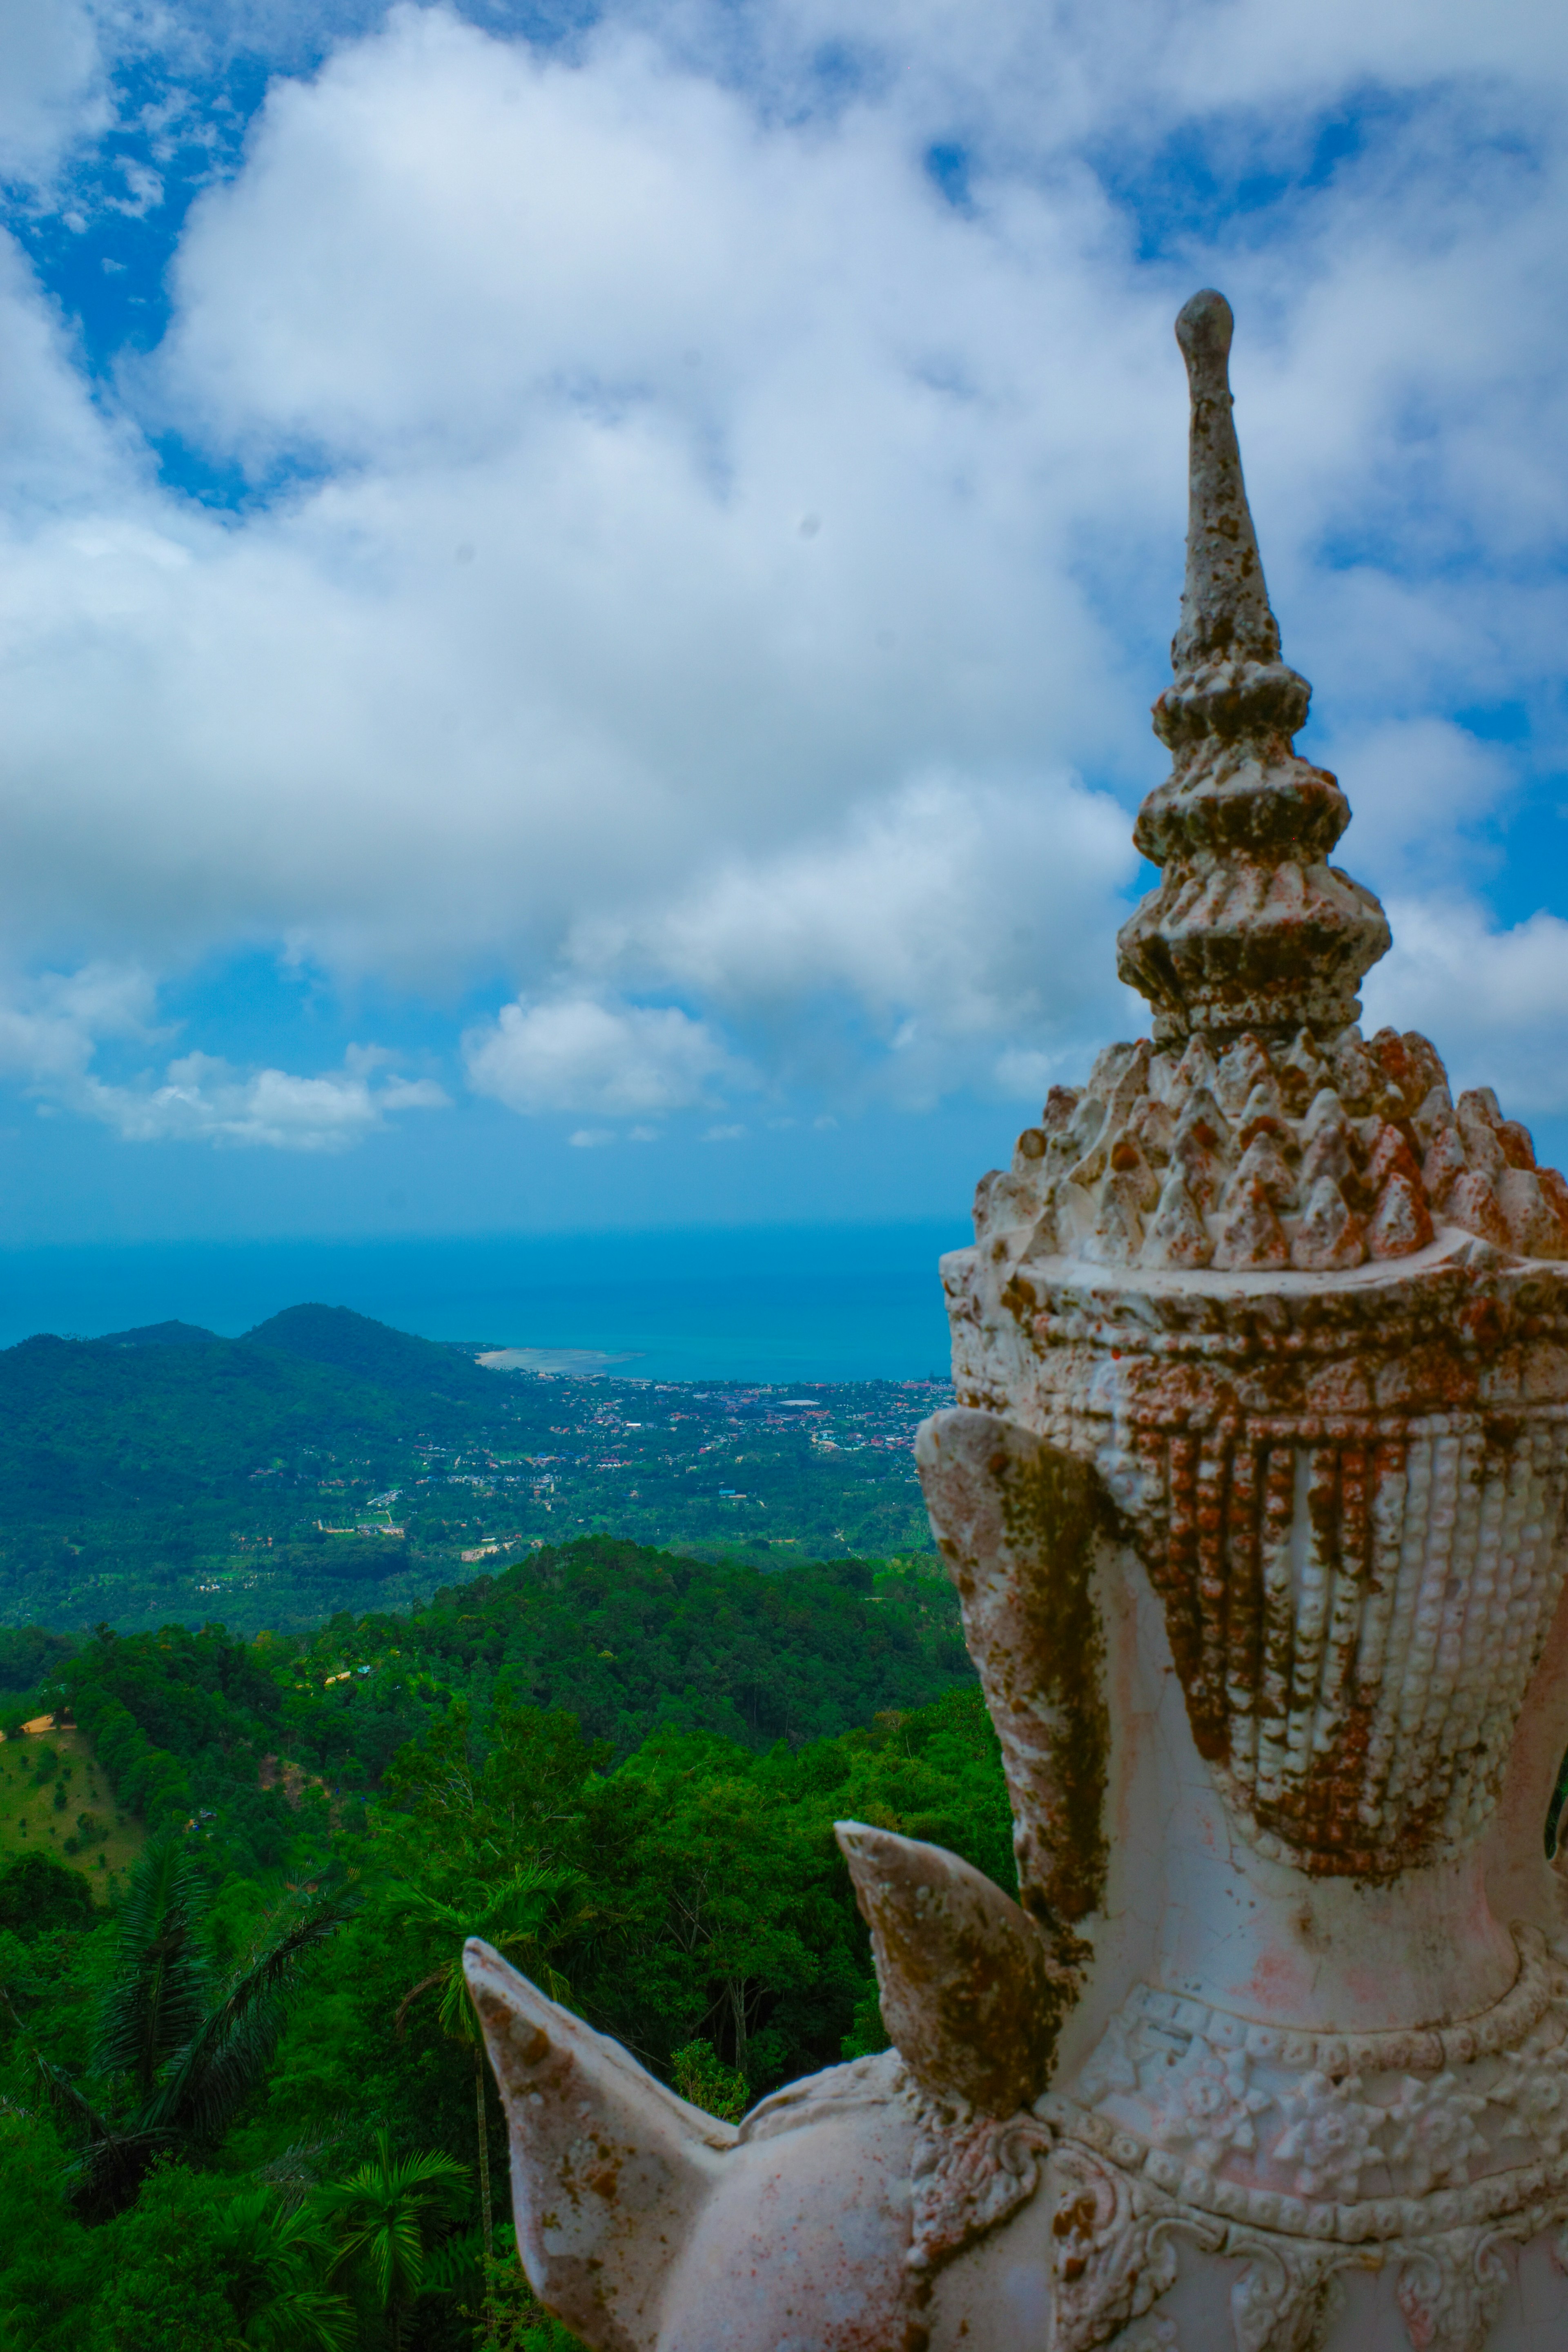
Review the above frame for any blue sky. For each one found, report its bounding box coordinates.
[0,0,1565,1242]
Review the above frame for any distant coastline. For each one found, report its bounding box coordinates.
[0,1221,964,1383]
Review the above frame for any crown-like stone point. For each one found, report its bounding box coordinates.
[1116,289,1390,1042]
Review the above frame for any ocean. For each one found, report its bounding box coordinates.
[0,1221,971,1385]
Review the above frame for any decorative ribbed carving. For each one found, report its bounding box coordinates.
[1137,1419,1568,1878]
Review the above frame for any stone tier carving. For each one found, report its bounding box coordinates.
[1116,291,1390,1042]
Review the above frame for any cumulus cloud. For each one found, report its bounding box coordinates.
[0,963,446,1149]
[79,1049,448,1152]
[0,0,1564,1156]
[464,995,738,1116]
[571,771,1135,1103]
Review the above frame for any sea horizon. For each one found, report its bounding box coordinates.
[0,1219,970,1385]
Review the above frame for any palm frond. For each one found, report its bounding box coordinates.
[419,2225,483,2295]
[92,1836,209,2097]
[214,2185,354,2351]
[396,1866,587,2047]
[147,1889,351,2145]
[259,2283,356,2352]
[141,1996,281,2144]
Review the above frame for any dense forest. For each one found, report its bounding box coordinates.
[0,1534,1011,2349]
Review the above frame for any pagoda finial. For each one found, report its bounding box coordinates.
[1171,290,1279,672]
[1116,291,1390,1043]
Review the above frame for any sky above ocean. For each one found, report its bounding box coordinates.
[0,1,1566,1245]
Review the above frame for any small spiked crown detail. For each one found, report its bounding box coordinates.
[1116,289,1390,1043]
[972,292,1568,1274]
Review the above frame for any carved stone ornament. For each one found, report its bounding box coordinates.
[468,291,1568,2348]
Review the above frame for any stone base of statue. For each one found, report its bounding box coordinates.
[466,290,1568,2352]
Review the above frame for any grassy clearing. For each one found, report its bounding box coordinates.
[0,1726,145,1902]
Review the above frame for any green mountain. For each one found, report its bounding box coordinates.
[97,1321,223,1348]
[242,1301,503,1406]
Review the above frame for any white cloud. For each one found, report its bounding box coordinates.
[0,0,103,183]
[464,995,737,1116]
[0,962,158,1089]
[0,962,446,1149]
[572,771,1135,1103]
[80,1048,448,1152]
[0,0,1564,1143]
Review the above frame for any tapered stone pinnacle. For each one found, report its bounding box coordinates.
[1115,290,1390,1042]
[1170,289,1280,673]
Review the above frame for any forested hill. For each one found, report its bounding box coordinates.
[241,1303,507,1407]
[5,1533,973,1849]
[0,1305,947,1631]
[0,1533,1003,2351]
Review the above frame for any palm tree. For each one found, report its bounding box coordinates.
[38,1834,349,2217]
[394,1866,582,2265]
[212,2186,354,2350]
[318,2127,468,2351]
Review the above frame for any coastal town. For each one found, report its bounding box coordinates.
[306,1369,956,1569]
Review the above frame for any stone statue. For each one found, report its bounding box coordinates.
[464,292,1568,2350]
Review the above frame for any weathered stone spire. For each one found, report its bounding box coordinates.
[1116,289,1390,1042]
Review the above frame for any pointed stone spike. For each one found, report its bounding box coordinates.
[1291,1176,1366,1271]
[1125,1096,1174,1166]
[1331,1033,1377,1110]
[1215,1033,1272,1115]
[1303,1085,1348,1138]
[1366,1169,1434,1259]
[1171,290,1281,671]
[1367,1122,1422,1194]
[1142,1169,1214,1267]
[1277,1027,1325,1112]
[1238,1076,1285,1134]
[1412,1081,1454,1150]
[1499,1118,1537,1171]
[1298,1116,1354,1199]
[464,1939,731,2349]
[1173,1034,1218,1098]
[1443,1169,1512,1250]
[1499,1168,1564,1260]
[1540,1165,1568,1227]
[1172,1084,1232,1156]
[835,1824,1067,2116]
[1212,1170,1289,1270]
[1232,1130,1294,1206]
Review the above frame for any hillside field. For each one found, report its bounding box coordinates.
[0,1724,145,1897]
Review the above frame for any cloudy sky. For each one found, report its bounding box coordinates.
[0,0,1566,1243]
